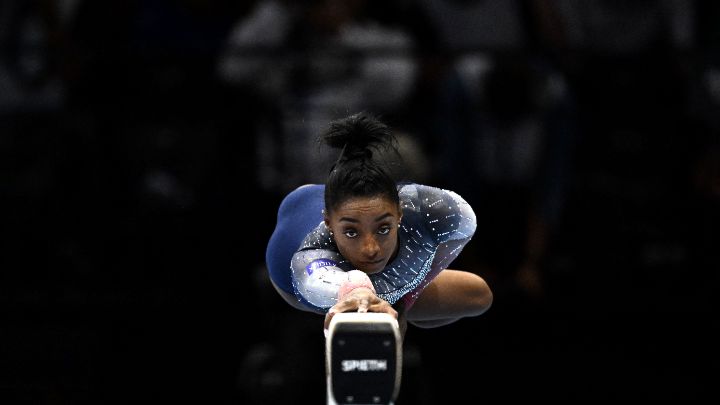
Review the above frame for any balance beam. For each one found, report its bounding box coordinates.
[325,312,402,405]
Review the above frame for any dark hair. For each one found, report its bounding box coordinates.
[321,112,400,213]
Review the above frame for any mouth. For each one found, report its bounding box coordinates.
[361,259,385,273]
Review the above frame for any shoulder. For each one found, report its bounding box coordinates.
[279,184,324,211]
[398,183,476,241]
[285,184,324,200]
[398,183,470,207]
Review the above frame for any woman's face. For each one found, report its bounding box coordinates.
[325,196,402,274]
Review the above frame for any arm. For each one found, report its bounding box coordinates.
[398,185,478,302]
[292,248,399,317]
[290,249,351,313]
[292,248,400,334]
[401,185,491,327]
[406,269,492,328]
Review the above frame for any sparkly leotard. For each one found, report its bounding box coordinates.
[266,183,476,313]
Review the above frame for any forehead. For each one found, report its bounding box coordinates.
[329,196,399,218]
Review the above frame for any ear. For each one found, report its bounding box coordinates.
[323,208,330,228]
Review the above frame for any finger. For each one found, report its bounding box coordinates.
[324,308,337,331]
[357,298,369,313]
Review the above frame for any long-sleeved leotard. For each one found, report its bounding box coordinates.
[266,183,476,313]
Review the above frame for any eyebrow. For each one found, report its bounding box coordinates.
[338,212,395,223]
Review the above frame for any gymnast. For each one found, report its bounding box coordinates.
[265,112,493,338]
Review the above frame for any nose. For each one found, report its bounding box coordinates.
[361,235,380,259]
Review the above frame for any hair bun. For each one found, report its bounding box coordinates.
[321,112,395,156]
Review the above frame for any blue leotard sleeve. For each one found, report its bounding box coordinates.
[265,184,325,296]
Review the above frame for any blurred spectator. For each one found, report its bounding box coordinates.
[398,0,579,301]
[685,0,720,316]
[447,56,578,301]
[0,0,64,113]
[416,0,528,52]
[216,0,419,194]
[522,1,712,329]
[539,0,695,54]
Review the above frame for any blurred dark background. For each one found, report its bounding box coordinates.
[1,0,718,403]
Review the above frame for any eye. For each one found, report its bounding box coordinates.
[343,229,358,238]
[377,226,391,235]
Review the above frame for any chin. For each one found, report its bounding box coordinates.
[363,264,385,275]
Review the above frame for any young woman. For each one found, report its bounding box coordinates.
[265,112,492,335]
